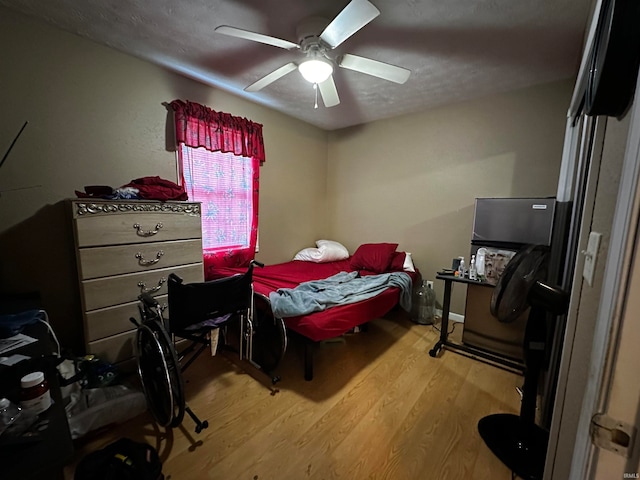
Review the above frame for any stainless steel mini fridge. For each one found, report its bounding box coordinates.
[462,197,556,361]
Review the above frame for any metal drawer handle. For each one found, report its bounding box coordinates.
[133,222,163,237]
[137,277,166,294]
[135,250,164,266]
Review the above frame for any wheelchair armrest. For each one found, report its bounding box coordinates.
[139,292,160,308]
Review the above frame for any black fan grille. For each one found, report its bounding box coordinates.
[490,245,548,323]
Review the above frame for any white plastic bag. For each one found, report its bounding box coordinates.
[65,385,146,439]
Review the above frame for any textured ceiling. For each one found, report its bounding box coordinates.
[1,0,591,130]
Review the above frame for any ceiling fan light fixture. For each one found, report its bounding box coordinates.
[298,58,333,84]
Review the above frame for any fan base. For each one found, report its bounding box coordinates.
[478,413,549,480]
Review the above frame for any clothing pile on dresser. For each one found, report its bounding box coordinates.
[75,176,187,201]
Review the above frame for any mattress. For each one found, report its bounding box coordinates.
[212,259,414,342]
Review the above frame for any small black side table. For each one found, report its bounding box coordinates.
[429,274,524,373]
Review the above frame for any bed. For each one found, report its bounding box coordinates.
[211,241,418,380]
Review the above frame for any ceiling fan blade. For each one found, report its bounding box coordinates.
[245,63,298,92]
[338,53,411,84]
[215,25,299,50]
[320,0,380,49]
[318,76,340,107]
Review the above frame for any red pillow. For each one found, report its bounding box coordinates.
[389,251,407,271]
[350,243,398,273]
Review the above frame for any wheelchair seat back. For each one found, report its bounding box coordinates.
[167,272,253,333]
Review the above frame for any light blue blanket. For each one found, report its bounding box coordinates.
[268,270,413,318]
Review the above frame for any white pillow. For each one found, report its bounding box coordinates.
[293,247,324,262]
[403,252,416,272]
[293,240,349,263]
[316,239,349,260]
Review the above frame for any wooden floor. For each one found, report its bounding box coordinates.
[63,311,522,480]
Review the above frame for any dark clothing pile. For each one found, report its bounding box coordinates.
[75,176,188,201]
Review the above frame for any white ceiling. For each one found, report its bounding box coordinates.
[1,0,591,130]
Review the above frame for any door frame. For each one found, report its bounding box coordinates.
[550,72,640,478]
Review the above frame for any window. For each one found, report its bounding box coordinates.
[179,145,257,252]
[169,99,265,274]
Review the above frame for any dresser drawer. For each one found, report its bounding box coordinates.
[88,330,137,365]
[81,263,204,311]
[84,295,168,342]
[78,239,203,280]
[73,203,201,247]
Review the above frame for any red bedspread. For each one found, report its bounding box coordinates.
[212,259,415,342]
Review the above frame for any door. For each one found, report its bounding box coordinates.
[588,233,640,478]
[541,0,640,476]
[580,92,640,478]
[546,66,640,479]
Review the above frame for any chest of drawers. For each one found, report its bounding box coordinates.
[70,200,204,365]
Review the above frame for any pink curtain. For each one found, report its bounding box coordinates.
[170,100,265,164]
[170,100,264,275]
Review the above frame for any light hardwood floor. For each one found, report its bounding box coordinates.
[63,311,522,479]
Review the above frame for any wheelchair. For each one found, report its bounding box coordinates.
[130,260,287,433]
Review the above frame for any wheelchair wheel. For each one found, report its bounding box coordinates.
[251,301,287,375]
[136,319,185,428]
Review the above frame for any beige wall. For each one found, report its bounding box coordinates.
[327,80,573,313]
[0,9,327,351]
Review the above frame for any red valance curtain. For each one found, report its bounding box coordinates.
[170,100,264,273]
[170,99,266,164]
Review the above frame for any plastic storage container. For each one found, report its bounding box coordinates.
[412,280,436,325]
[20,371,51,415]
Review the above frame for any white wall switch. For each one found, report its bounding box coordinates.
[582,231,602,287]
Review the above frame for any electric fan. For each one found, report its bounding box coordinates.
[478,244,569,480]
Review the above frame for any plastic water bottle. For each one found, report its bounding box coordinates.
[412,280,436,325]
[469,255,478,280]
[476,248,486,281]
[0,397,21,436]
[458,257,466,278]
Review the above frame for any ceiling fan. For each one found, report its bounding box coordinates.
[215,0,411,108]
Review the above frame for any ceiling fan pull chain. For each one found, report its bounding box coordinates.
[313,83,319,109]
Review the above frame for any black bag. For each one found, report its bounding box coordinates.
[74,438,164,480]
